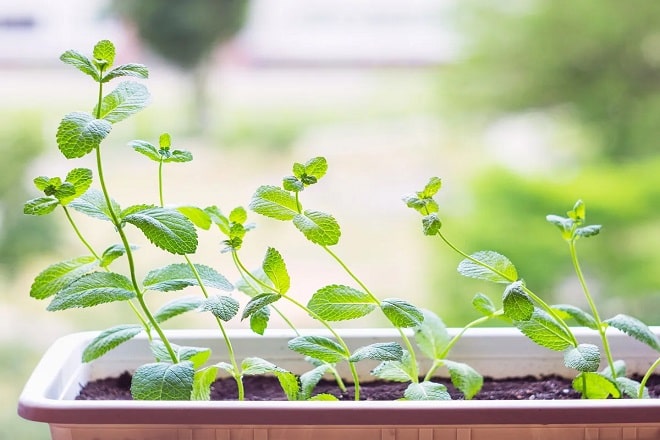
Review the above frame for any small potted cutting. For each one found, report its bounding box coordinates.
[17,41,660,440]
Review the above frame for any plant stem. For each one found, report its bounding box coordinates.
[94,75,178,364]
[568,240,617,377]
[639,356,660,399]
[183,255,245,400]
[283,294,362,400]
[321,245,420,384]
[158,159,164,207]
[62,206,101,260]
[436,231,579,347]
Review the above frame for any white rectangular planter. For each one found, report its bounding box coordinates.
[18,328,660,440]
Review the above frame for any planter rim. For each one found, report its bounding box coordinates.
[18,327,660,426]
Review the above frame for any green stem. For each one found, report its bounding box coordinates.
[158,159,164,207]
[437,231,579,347]
[62,205,151,334]
[62,206,101,260]
[639,356,660,399]
[282,294,362,400]
[321,245,421,383]
[93,76,177,364]
[568,240,617,377]
[183,255,245,400]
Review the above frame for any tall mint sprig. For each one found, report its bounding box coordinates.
[248,158,457,401]
[129,133,250,400]
[25,41,215,400]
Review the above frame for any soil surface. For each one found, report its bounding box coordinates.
[77,373,660,401]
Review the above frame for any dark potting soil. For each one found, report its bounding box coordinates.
[76,372,660,401]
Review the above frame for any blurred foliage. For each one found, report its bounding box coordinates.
[432,158,660,325]
[112,0,249,133]
[112,0,248,70]
[0,112,55,274]
[442,0,660,161]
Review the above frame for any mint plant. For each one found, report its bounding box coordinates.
[24,40,244,401]
[405,177,660,399]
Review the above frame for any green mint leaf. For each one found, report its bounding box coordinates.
[143,263,232,292]
[176,206,212,230]
[60,49,100,81]
[292,162,305,178]
[443,360,483,400]
[123,206,198,255]
[56,168,93,205]
[308,284,376,321]
[575,225,602,238]
[154,296,203,324]
[420,177,442,198]
[293,210,341,246]
[130,140,161,161]
[250,306,271,335]
[404,381,451,401]
[199,295,239,322]
[262,247,291,294]
[515,309,573,351]
[572,372,620,399]
[69,188,121,221]
[242,293,281,320]
[569,200,586,222]
[472,293,497,316]
[300,364,332,400]
[283,176,304,192]
[414,308,450,359]
[100,244,136,268]
[502,281,534,321]
[30,256,98,299]
[94,81,149,124]
[304,157,328,181]
[164,149,193,163]
[177,346,211,369]
[349,342,403,362]
[192,366,218,401]
[288,336,347,364]
[381,298,424,328]
[229,206,248,224]
[615,377,649,399]
[546,214,573,239]
[552,304,598,330]
[372,350,416,382]
[458,251,518,284]
[102,63,149,83]
[47,272,136,311]
[82,324,143,362]
[249,185,299,221]
[93,40,115,69]
[56,112,112,158]
[131,361,194,400]
[605,314,660,351]
[159,133,171,148]
[564,344,601,372]
[403,194,438,215]
[422,213,442,235]
[23,197,59,216]
[241,357,281,375]
[275,370,300,401]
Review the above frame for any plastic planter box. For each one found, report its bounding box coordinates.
[18,328,660,440]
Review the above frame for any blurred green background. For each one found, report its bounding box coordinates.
[2,0,659,437]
